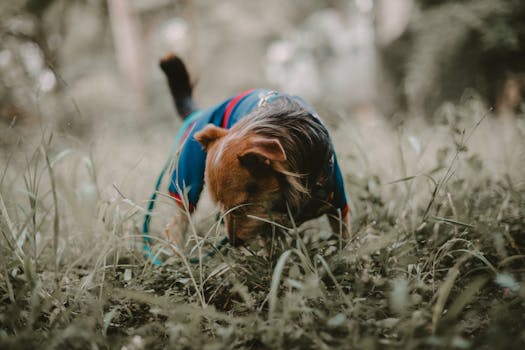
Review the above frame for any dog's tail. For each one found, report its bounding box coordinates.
[159,53,196,120]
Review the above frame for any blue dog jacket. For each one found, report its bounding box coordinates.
[168,89,349,218]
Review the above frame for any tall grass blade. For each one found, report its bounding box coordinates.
[268,249,292,319]
[432,254,470,333]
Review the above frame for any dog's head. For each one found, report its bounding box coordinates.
[194,124,289,246]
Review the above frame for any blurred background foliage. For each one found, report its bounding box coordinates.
[0,0,524,143]
[379,0,525,119]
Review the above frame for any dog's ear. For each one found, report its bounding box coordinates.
[194,124,228,151]
[238,137,286,168]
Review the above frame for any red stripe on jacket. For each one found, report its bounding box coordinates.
[221,89,255,128]
[169,191,196,213]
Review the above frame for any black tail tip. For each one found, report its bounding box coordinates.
[159,53,195,119]
[159,53,185,74]
[159,52,192,95]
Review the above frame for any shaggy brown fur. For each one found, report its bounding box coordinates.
[194,97,349,246]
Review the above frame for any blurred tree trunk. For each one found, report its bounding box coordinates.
[373,0,414,118]
[107,0,146,124]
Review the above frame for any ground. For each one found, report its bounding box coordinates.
[1,98,525,349]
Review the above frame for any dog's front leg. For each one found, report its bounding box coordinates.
[165,210,190,249]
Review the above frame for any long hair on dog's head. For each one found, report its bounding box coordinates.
[232,96,333,216]
[196,95,334,244]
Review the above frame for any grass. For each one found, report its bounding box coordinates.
[1,99,524,349]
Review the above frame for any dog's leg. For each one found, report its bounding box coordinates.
[164,210,190,250]
[177,211,190,249]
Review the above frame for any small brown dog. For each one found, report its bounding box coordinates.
[160,54,349,247]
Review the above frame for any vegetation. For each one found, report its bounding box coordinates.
[1,100,524,349]
[381,0,525,117]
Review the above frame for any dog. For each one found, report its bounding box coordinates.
[159,54,350,247]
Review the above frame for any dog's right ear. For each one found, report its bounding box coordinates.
[194,124,228,151]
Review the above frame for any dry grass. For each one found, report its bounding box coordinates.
[1,99,524,349]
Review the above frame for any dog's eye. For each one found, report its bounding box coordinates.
[246,183,258,195]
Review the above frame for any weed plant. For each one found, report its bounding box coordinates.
[1,101,524,349]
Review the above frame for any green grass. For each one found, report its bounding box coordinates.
[1,102,524,349]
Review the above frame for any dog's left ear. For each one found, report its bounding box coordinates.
[238,137,286,167]
[194,124,228,151]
